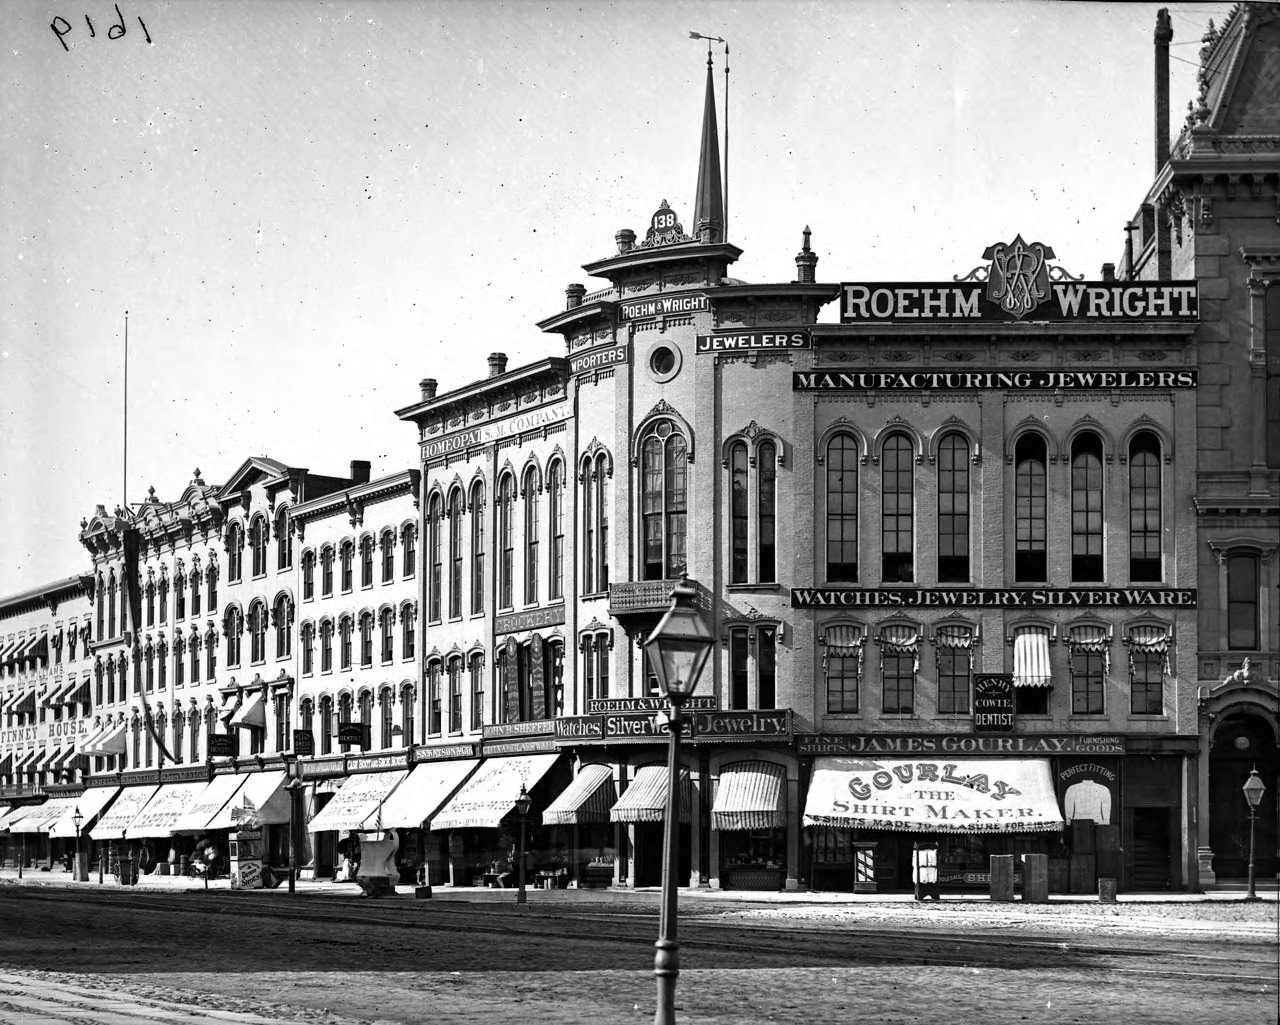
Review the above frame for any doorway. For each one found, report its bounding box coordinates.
[1129,807,1172,891]
[1209,713,1277,880]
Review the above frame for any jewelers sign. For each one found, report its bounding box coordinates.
[791,588,1196,608]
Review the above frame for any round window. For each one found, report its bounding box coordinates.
[646,343,682,383]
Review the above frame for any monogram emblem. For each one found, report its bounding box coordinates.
[983,235,1055,320]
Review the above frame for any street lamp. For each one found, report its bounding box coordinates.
[1241,767,1266,902]
[72,806,84,883]
[514,784,532,906]
[643,580,714,1025]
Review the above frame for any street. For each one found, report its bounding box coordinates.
[0,884,1276,1024]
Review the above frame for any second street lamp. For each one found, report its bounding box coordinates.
[643,579,714,1025]
[1241,767,1266,902]
[72,806,84,882]
[514,784,532,905]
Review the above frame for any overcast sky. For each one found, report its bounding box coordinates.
[1,0,1230,597]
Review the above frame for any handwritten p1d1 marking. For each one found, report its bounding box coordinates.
[51,4,151,51]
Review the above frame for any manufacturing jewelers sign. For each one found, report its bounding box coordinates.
[794,369,1197,391]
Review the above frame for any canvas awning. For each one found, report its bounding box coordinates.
[0,638,19,663]
[711,761,786,832]
[75,722,107,755]
[306,769,408,833]
[229,691,266,730]
[429,753,561,831]
[48,786,120,838]
[83,720,129,756]
[0,753,11,776]
[7,688,37,717]
[13,635,41,663]
[42,679,74,708]
[92,784,160,839]
[0,803,50,833]
[63,678,91,706]
[803,756,1064,834]
[170,774,248,833]
[9,795,80,834]
[207,770,291,830]
[542,763,615,826]
[1012,627,1052,687]
[124,781,211,837]
[12,749,41,775]
[377,760,480,829]
[610,764,692,824]
[45,746,80,776]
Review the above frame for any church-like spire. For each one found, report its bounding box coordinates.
[692,51,724,244]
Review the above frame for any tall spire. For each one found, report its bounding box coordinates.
[692,51,724,244]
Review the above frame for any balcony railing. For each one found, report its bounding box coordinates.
[607,579,699,619]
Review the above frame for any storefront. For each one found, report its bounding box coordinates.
[305,763,409,880]
[708,759,793,891]
[541,762,615,887]
[377,755,479,885]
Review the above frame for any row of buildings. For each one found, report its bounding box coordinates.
[2,4,1276,893]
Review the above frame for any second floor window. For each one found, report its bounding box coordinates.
[1227,552,1260,649]
[359,612,373,667]
[470,481,486,615]
[1015,434,1047,582]
[301,623,315,676]
[498,476,515,609]
[1071,433,1104,582]
[937,433,970,583]
[640,420,687,580]
[825,435,858,582]
[470,653,485,730]
[1069,625,1108,715]
[249,602,267,663]
[340,617,353,670]
[524,468,540,604]
[1129,432,1162,582]
[448,658,463,732]
[427,662,442,734]
[320,620,334,672]
[581,451,611,594]
[548,461,564,600]
[582,632,611,703]
[380,608,394,663]
[881,434,914,583]
[823,624,863,714]
[935,624,974,714]
[402,603,416,659]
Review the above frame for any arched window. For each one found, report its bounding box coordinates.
[730,441,749,583]
[144,642,155,692]
[725,436,779,585]
[401,602,416,659]
[881,433,914,582]
[320,545,335,597]
[299,697,315,750]
[340,540,354,592]
[358,690,373,750]
[1071,432,1104,582]
[470,481,486,615]
[274,594,292,658]
[227,522,244,583]
[175,573,186,620]
[1015,433,1047,582]
[339,615,353,670]
[249,600,267,663]
[380,607,394,663]
[302,550,316,601]
[1227,553,1260,650]
[94,658,105,705]
[359,611,374,667]
[189,629,200,685]
[276,507,291,571]
[548,461,565,600]
[172,708,184,764]
[380,687,395,748]
[224,607,243,667]
[524,467,540,605]
[400,683,415,746]
[380,529,395,583]
[250,516,268,577]
[402,522,417,578]
[301,622,315,676]
[822,623,864,714]
[936,624,975,714]
[205,627,217,680]
[360,535,375,588]
[937,432,971,583]
[448,492,463,618]
[469,652,485,730]
[189,566,201,617]
[825,435,858,582]
[319,696,334,755]
[337,693,353,752]
[108,572,118,637]
[497,475,516,608]
[759,440,777,583]
[157,639,168,690]
[96,576,105,640]
[427,661,442,735]
[157,573,168,625]
[206,562,218,610]
[639,419,688,580]
[1129,432,1162,582]
[448,656,463,732]
[320,619,334,673]
[428,493,443,621]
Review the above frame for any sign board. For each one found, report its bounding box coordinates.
[620,293,708,320]
[973,675,1015,733]
[794,369,1197,391]
[791,587,1196,608]
[797,734,1126,756]
[555,708,791,745]
[337,722,370,747]
[207,734,237,757]
[293,730,314,757]
[569,344,629,376]
[422,402,570,460]
[586,696,717,714]
[696,332,810,354]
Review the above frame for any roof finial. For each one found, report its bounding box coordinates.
[689,33,725,244]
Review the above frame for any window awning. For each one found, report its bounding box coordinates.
[208,770,291,830]
[45,746,80,777]
[542,763,615,826]
[7,688,37,717]
[14,635,41,663]
[9,795,79,834]
[1068,624,1110,651]
[84,721,129,756]
[306,769,409,833]
[711,761,786,832]
[12,749,41,775]
[429,753,562,831]
[229,691,266,730]
[48,786,121,838]
[0,753,11,776]
[0,638,19,663]
[1012,627,1052,687]
[935,624,975,648]
[92,784,160,840]
[170,774,249,833]
[63,679,91,705]
[610,764,692,824]
[803,756,1064,834]
[377,759,480,829]
[75,722,107,756]
[1128,625,1170,652]
[42,679,73,708]
[123,781,210,837]
[822,625,864,657]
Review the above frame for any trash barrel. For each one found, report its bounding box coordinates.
[1098,877,1117,903]
[118,856,137,886]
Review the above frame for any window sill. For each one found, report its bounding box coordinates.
[726,583,782,593]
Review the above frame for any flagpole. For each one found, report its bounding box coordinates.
[723,40,729,241]
[123,311,129,509]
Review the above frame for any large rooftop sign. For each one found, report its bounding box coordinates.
[840,236,1198,323]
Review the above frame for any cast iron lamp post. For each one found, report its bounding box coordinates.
[1241,767,1266,902]
[72,806,83,882]
[643,580,714,1025]
[515,784,532,905]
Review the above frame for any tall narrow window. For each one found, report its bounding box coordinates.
[225,608,242,667]
[730,442,749,583]
[937,433,970,583]
[319,696,333,755]
[1128,432,1162,581]
[882,433,914,582]
[321,546,334,596]
[249,601,266,663]
[190,568,201,617]
[470,482,485,615]
[427,662,442,734]
[301,622,314,676]
[428,494,443,621]
[1227,553,1259,650]
[582,459,595,591]
[1069,626,1107,715]
[146,578,155,627]
[640,420,687,580]
[339,616,353,670]
[274,595,291,658]
[158,640,167,690]
[206,564,218,610]
[358,691,373,751]
[380,529,395,583]
[449,658,463,732]
[337,694,353,752]
[1015,434,1048,581]
[380,688,394,749]
[189,630,200,684]
[401,603,415,659]
[759,441,777,583]
[498,475,515,608]
[206,629,216,680]
[548,462,564,601]
[400,685,415,746]
[380,608,394,663]
[449,492,463,618]
[1071,433,1104,582]
[158,575,168,625]
[1130,651,1164,715]
[596,453,610,590]
[824,625,863,714]
[403,523,417,578]
[360,536,374,588]
[250,516,268,577]
[276,508,291,571]
[936,626,973,714]
[144,644,155,692]
[825,435,858,582]
[96,576,105,640]
[524,468,540,605]
[340,541,354,592]
[470,653,485,730]
[173,711,184,764]
[302,551,315,601]
[359,612,373,667]
[175,575,186,620]
[582,636,597,703]
[729,628,749,708]
[227,524,243,583]
[757,626,777,709]
[320,619,334,673]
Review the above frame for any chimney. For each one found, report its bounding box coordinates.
[615,229,635,255]
[419,378,437,401]
[487,352,508,378]
[349,460,371,485]
[1101,262,1116,282]
[794,226,818,284]
[565,283,586,309]
[1155,8,1173,171]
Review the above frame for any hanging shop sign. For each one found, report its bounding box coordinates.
[337,723,371,748]
[422,402,570,460]
[482,720,556,741]
[293,730,314,757]
[620,292,708,320]
[207,734,237,757]
[973,675,1015,733]
[570,344,630,376]
[696,331,810,354]
[791,587,1196,608]
[798,734,1126,756]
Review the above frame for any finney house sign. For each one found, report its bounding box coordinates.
[839,236,1198,323]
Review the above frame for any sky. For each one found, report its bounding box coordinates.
[1,0,1234,598]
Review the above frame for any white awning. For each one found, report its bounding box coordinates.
[377,760,480,829]
[229,691,266,730]
[48,786,121,838]
[0,803,50,833]
[92,784,160,840]
[170,774,247,833]
[1012,627,1052,687]
[803,756,1064,834]
[84,721,129,756]
[711,761,786,832]
[306,770,408,833]
[542,763,615,826]
[75,722,107,756]
[207,770,290,830]
[430,753,561,831]
[822,624,864,657]
[610,764,692,824]
[9,795,80,834]
[11,749,41,775]
[123,781,210,837]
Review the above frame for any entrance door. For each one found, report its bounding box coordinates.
[632,822,690,887]
[1129,807,1172,891]
[1209,713,1278,880]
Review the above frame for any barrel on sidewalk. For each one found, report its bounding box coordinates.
[118,856,138,886]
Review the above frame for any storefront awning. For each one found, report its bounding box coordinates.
[48,786,121,838]
[92,784,160,840]
[377,759,480,829]
[9,795,79,834]
[712,761,786,832]
[542,763,615,826]
[1012,627,1052,687]
[307,769,408,833]
[124,781,211,837]
[229,691,266,730]
[610,764,692,824]
[803,756,1064,834]
[430,753,562,831]
[170,774,247,833]
[0,803,50,833]
[207,770,291,830]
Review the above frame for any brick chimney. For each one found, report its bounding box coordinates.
[349,460,371,485]
[615,229,636,255]
[1154,8,1173,171]
[487,352,508,378]
[419,378,437,401]
[565,284,586,310]
[1101,262,1116,282]
[794,226,818,284]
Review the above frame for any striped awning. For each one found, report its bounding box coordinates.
[712,761,785,832]
[0,753,11,776]
[42,679,73,708]
[1128,625,1170,652]
[610,764,691,824]
[12,749,41,775]
[822,624,864,657]
[1012,626,1052,687]
[170,773,249,833]
[63,678,91,705]
[935,624,976,648]
[45,746,81,776]
[542,763,615,826]
[83,720,129,756]
[1068,624,1110,651]
[207,770,292,830]
[7,688,37,717]
[12,635,39,663]
[0,638,19,664]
